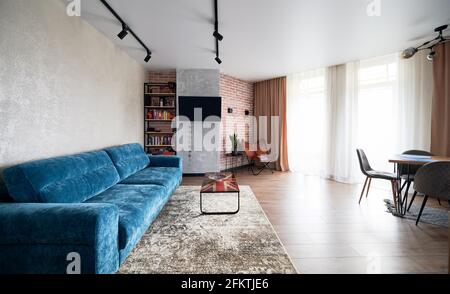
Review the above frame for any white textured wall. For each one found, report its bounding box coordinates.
[0,0,146,172]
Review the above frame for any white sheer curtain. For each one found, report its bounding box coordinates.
[398,50,433,151]
[287,52,433,184]
[323,62,360,183]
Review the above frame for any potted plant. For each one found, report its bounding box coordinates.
[229,133,238,156]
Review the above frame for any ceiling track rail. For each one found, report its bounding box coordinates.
[100,0,152,62]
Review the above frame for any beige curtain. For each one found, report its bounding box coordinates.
[254,77,289,171]
[431,42,450,156]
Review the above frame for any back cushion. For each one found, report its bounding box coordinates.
[104,144,150,180]
[3,151,120,203]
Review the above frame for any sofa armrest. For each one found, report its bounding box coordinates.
[149,155,182,169]
[0,203,119,274]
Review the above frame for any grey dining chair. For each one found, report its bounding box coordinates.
[397,150,434,212]
[356,149,399,206]
[413,161,450,225]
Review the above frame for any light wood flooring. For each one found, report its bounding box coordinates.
[182,168,449,274]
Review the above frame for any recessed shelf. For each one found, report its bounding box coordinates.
[146,145,173,148]
[145,106,176,109]
[144,82,177,155]
[145,93,176,96]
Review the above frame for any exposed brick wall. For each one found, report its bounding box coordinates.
[148,71,254,171]
[148,70,176,84]
[220,74,254,171]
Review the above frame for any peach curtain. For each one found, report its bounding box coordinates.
[431,42,450,156]
[254,77,289,171]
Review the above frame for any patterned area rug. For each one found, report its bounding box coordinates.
[385,199,449,227]
[120,185,298,274]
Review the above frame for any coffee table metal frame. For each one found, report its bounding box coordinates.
[200,172,241,215]
[200,190,240,215]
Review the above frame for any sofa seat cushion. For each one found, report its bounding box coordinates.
[104,144,150,181]
[3,151,120,203]
[119,167,182,192]
[85,184,169,264]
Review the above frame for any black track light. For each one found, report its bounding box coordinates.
[144,51,152,63]
[213,31,223,41]
[213,0,223,64]
[101,1,153,62]
[117,23,128,40]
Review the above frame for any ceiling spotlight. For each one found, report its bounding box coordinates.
[213,31,223,41]
[215,56,222,64]
[402,47,418,59]
[144,51,152,63]
[427,49,436,61]
[117,23,129,40]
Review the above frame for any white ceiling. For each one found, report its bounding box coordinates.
[80,0,450,82]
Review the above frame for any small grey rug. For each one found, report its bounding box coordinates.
[119,185,298,274]
[385,199,449,227]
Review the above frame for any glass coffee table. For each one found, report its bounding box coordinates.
[200,172,240,215]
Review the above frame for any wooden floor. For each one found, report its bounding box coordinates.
[182,168,449,274]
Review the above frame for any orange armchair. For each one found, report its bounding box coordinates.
[244,142,274,175]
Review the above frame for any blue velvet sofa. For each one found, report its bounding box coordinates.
[0,143,182,274]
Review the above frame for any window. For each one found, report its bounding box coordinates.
[287,53,432,183]
[287,69,326,174]
[357,55,399,173]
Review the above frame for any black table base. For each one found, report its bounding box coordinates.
[200,192,240,215]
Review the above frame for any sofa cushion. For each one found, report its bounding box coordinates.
[85,184,169,264]
[3,151,120,203]
[120,167,182,192]
[104,144,150,180]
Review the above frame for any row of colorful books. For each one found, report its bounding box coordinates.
[146,110,175,120]
[146,136,172,146]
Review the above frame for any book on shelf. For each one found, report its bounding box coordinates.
[145,96,175,107]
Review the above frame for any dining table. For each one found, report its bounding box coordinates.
[388,154,450,215]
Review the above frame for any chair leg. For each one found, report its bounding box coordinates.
[407,191,417,212]
[415,195,429,226]
[400,180,407,191]
[359,177,369,204]
[403,181,412,213]
[365,178,372,198]
[252,162,266,176]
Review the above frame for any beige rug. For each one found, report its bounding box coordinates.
[119,185,298,274]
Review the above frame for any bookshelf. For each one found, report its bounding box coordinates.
[144,82,177,155]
